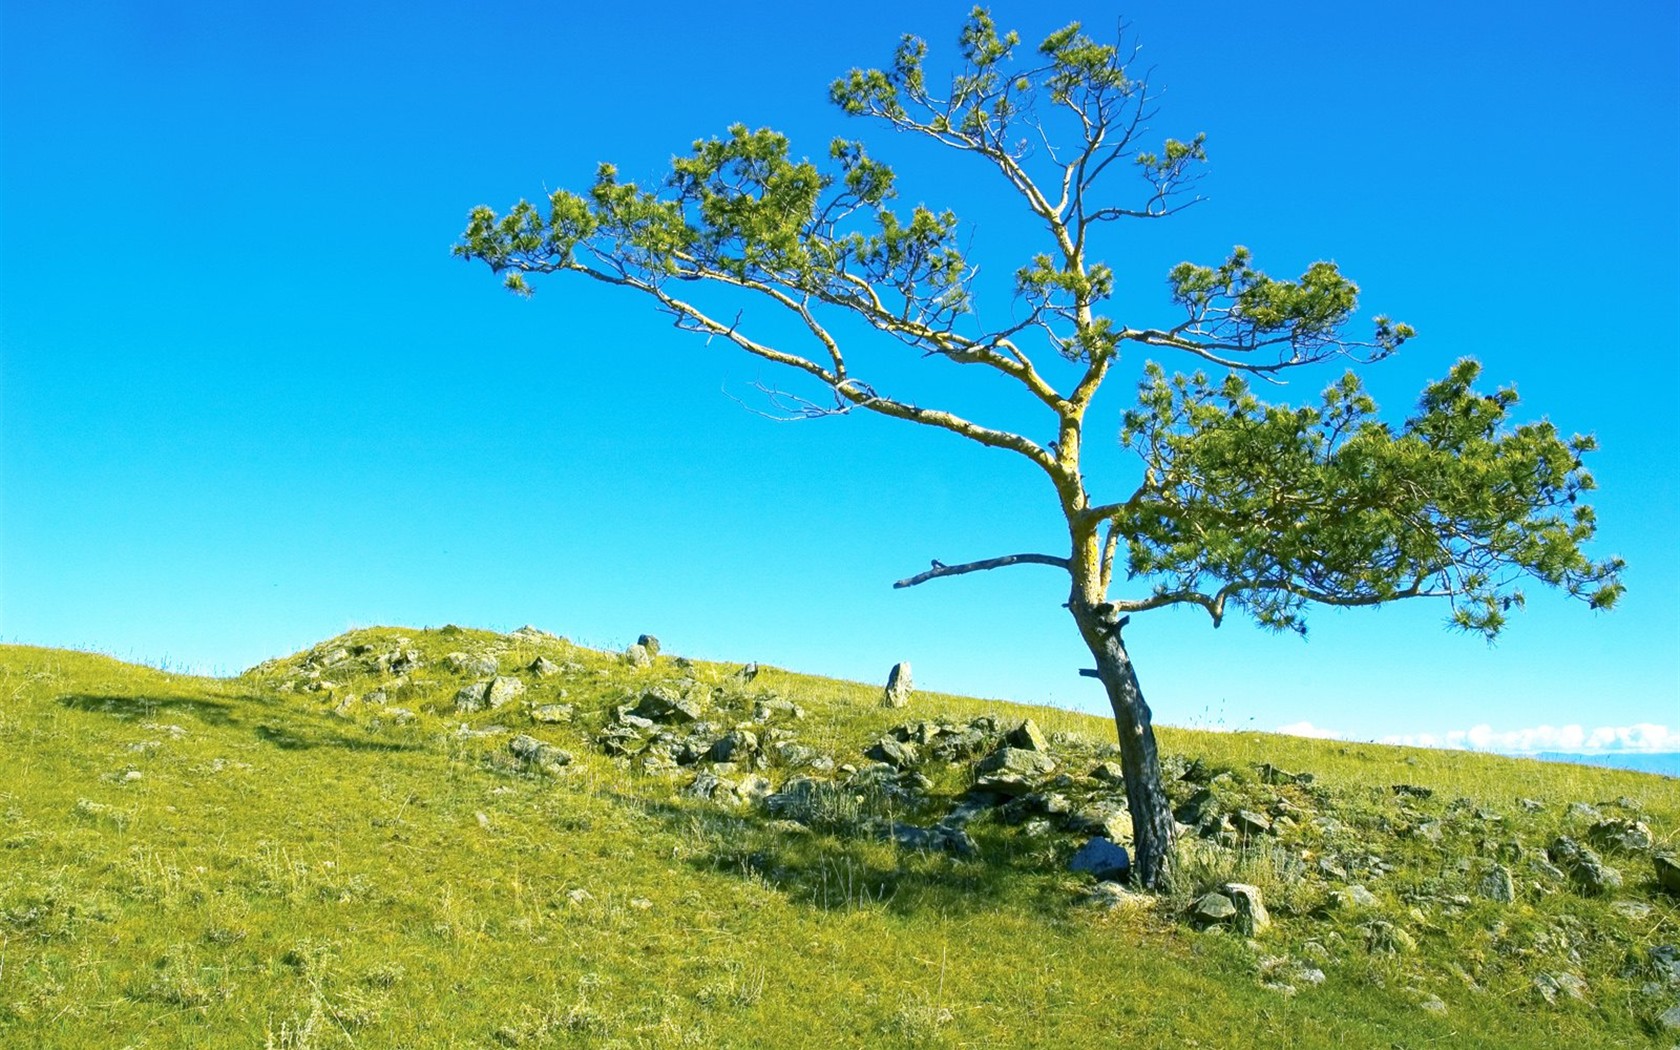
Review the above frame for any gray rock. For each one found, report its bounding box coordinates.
[485,676,526,709]
[709,730,759,763]
[1567,801,1603,823]
[1660,1002,1680,1030]
[891,822,978,857]
[1657,854,1680,896]
[1533,972,1588,1004]
[864,737,920,770]
[974,747,1056,795]
[1082,881,1151,910]
[1066,804,1131,843]
[636,634,661,657]
[1223,882,1271,935]
[1193,892,1237,925]
[1174,788,1219,827]
[1479,865,1516,903]
[1549,836,1623,895]
[1611,900,1652,921]
[508,734,572,771]
[733,662,759,682]
[1069,838,1131,882]
[640,752,679,775]
[684,771,736,803]
[1088,760,1126,784]
[454,681,491,712]
[529,657,563,677]
[1006,718,1051,752]
[1361,919,1416,954]
[622,643,653,668]
[446,652,499,677]
[1233,810,1273,836]
[1334,884,1381,910]
[631,687,702,724]
[882,662,913,708]
[1590,818,1654,852]
[529,703,574,724]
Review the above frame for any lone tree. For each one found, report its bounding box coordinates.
[456,10,1622,887]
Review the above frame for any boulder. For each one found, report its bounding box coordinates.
[1589,818,1654,853]
[708,730,759,764]
[485,676,526,709]
[1066,804,1131,843]
[864,737,920,770]
[622,643,653,668]
[1656,854,1680,896]
[446,652,499,677]
[1332,884,1380,911]
[1069,838,1131,882]
[1233,810,1273,836]
[529,657,563,677]
[1223,882,1270,935]
[508,734,572,772]
[1088,760,1126,784]
[1478,865,1516,903]
[974,747,1056,795]
[529,703,574,725]
[454,682,491,712]
[636,634,661,657]
[1192,892,1237,925]
[891,822,978,857]
[631,687,702,724]
[881,662,913,708]
[733,662,760,682]
[1006,718,1051,752]
[1548,836,1623,895]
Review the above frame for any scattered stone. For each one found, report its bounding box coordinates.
[1069,838,1131,882]
[454,682,491,712]
[1657,855,1680,896]
[1611,900,1653,921]
[1589,818,1654,853]
[1391,783,1433,800]
[881,662,913,708]
[890,822,977,857]
[1233,810,1273,836]
[974,747,1056,795]
[1066,803,1131,843]
[1660,1003,1680,1031]
[708,730,759,764]
[566,888,592,905]
[1333,885,1381,911]
[1533,972,1588,1004]
[1223,883,1271,935]
[636,634,661,657]
[1478,865,1516,903]
[630,687,702,724]
[1548,836,1623,895]
[733,662,760,682]
[529,657,562,677]
[529,703,574,725]
[1192,892,1237,926]
[1360,920,1416,954]
[622,644,653,668]
[1567,801,1603,823]
[509,624,556,641]
[640,752,678,775]
[485,676,527,709]
[446,652,499,677]
[1174,788,1219,828]
[1518,798,1544,813]
[1089,761,1125,784]
[508,734,573,772]
[1006,718,1051,752]
[1256,763,1313,786]
[864,737,920,770]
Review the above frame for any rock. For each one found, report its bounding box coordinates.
[1590,818,1654,852]
[641,752,679,775]
[708,730,759,763]
[485,676,526,709]
[864,737,920,770]
[684,771,736,803]
[1657,855,1680,896]
[446,652,499,677]
[1533,972,1588,1004]
[1192,892,1237,925]
[974,747,1056,795]
[1611,900,1653,921]
[509,624,556,641]
[529,703,574,724]
[1256,763,1313,786]
[454,682,491,712]
[1069,838,1132,882]
[1233,810,1273,836]
[1660,1003,1680,1031]
[1082,881,1151,910]
[529,657,562,677]
[733,662,760,682]
[753,696,804,721]
[636,634,661,657]
[1223,883,1270,935]
[1006,718,1051,752]
[1174,788,1219,827]
[376,648,422,675]
[1567,801,1603,823]
[1361,920,1416,954]
[890,822,978,857]
[1089,761,1126,784]
[1478,865,1516,903]
[508,734,572,771]
[631,687,702,724]
[1548,836,1623,895]
[1333,884,1381,911]
[881,662,913,708]
[1518,797,1544,813]
[1066,804,1131,843]
[622,643,653,668]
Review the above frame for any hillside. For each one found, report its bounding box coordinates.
[2,626,1677,1048]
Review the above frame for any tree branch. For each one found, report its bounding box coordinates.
[893,553,1070,589]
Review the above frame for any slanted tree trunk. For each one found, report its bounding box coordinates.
[1069,596,1176,888]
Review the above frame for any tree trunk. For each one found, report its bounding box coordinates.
[1069,600,1176,888]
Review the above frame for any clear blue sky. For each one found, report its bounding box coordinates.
[3,1,1676,753]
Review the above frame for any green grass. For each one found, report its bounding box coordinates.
[1,627,1676,1048]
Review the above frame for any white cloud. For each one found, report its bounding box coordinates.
[1380,722,1678,755]
[1273,720,1679,755]
[1275,721,1348,741]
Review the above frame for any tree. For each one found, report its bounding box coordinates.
[454,9,1623,888]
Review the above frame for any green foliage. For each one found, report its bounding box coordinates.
[1118,362,1623,636]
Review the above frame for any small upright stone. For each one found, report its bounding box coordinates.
[1223,883,1271,934]
[1656,854,1680,896]
[529,657,562,677]
[733,662,760,682]
[623,643,653,668]
[882,662,913,708]
[636,634,661,658]
[1479,865,1516,903]
[454,681,491,712]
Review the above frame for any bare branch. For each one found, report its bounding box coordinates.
[893,553,1070,589]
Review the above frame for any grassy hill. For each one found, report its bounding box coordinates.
[2,626,1676,1048]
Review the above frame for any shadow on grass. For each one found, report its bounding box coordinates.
[608,789,1072,919]
[59,692,421,755]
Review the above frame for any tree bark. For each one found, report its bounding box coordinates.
[1069,598,1176,888]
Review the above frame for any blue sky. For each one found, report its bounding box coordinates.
[3,0,1676,755]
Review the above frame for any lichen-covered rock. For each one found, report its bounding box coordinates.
[1223,883,1270,935]
[1548,836,1623,895]
[864,737,919,770]
[636,634,661,657]
[709,729,759,763]
[1005,718,1051,752]
[1656,854,1680,896]
[508,734,572,772]
[485,676,526,709]
[454,681,490,712]
[622,643,653,668]
[1589,818,1654,853]
[529,657,563,677]
[974,747,1056,795]
[1192,892,1237,925]
[631,687,702,724]
[1478,865,1516,903]
[881,662,913,708]
[891,822,977,857]
[529,703,574,724]
[446,652,499,677]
